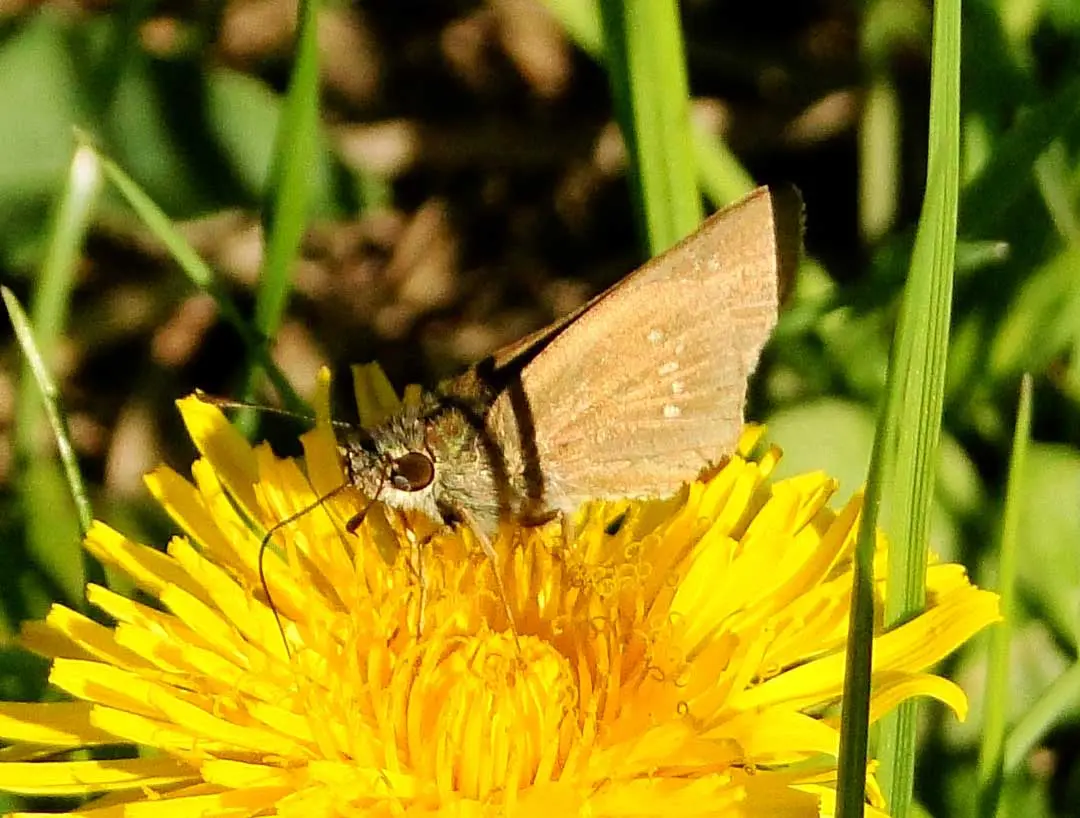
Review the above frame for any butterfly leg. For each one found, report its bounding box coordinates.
[383,510,434,639]
[410,529,428,640]
[451,505,520,646]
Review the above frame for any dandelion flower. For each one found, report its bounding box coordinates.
[0,368,999,816]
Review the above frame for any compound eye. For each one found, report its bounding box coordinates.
[390,451,435,492]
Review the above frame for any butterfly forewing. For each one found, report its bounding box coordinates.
[488,186,801,512]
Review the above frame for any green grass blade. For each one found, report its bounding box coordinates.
[248,0,321,390]
[14,143,102,483]
[5,287,97,606]
[545,0,752,212]
[690,125,755,208]
[835,457,881,818]
[960,74,1080,237]
[543,0,603,57]
[5,286,93,534]
[87,138,307,416]
[1033,142,1080,244]
[976,374,1033,815]
[598,0,702,253]
[234,0,322,429]
[8,144,104,611]
[1005,662,1080,773]
[874,0,962,813]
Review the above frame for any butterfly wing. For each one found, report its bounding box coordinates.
[488,186,802,510]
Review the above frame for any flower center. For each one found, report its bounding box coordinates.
[393,630,576,800]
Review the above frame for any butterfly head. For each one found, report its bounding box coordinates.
[335,408,444,524]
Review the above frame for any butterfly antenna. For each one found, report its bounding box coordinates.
[197,389,374,436]
[196,390,315,423]
[258,483,352,654]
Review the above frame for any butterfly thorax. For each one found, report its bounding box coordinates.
[336,368,536,539]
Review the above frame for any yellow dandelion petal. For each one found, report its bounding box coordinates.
[89,703,246,756]
[144,466,238,571]
[730,584,1000,714]
[709,707,840,763]
[1,367,1000,816]
[349,362,403,428]
[19,606,122,667]
[862,672,969,722]
[176,395,260,514]
[0,702,116,748]
[0,757,193,797]
[82,521,195,600]
[38,602,158,671]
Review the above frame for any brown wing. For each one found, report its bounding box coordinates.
[487,186,802,511]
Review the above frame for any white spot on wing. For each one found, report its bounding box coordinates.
[671,380,684,394]
[663,404,681,419]
[658,361,679,376]
[648,328,665,344]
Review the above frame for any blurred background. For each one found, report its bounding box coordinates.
[0,1,1078,815]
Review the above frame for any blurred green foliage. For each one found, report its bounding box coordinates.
[1,1,1079,816]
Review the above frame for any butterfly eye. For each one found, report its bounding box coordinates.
[390,451,435,492]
